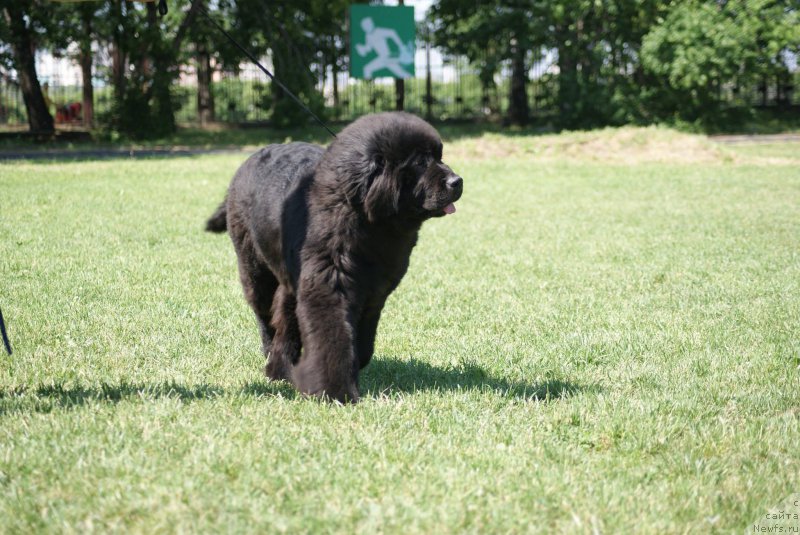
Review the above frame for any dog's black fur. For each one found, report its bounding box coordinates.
[206,112,463,402]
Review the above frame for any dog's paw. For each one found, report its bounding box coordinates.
[264,356,291,382]
[303,388,359,405]
[292,362,359,404]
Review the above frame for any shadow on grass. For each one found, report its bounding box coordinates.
[362,355,589,402]
[0,357,590,414]
[0,380,299,415]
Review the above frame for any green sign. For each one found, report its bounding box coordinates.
[350,5,415,80]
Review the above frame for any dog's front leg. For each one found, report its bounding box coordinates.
[292,275,359,403]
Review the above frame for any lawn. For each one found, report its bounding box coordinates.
[1,129,799,533]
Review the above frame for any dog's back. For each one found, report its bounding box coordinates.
[207,142,324,289]
[205,142,324,234]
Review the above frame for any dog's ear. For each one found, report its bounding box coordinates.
[340,152,380,205]
[364,156,400,222]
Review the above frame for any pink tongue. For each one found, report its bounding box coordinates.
[443,203,456,215]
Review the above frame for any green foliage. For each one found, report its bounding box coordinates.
[639,0,799,127]
[103,1,196,138]
[226,0,346,127]
[428,1,547,125]
[3,0,798,133]
[641,2,748,122]
[257,84,328,129]
[109,82,182,140]
[428,0,799,130]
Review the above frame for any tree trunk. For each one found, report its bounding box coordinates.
[271,42,289,115]
[507,40,529,126]
[2,4,54,133]
[331,36,340,116]
[557,36,579,129]
[80,49,94,128]
[425,39,433,120]
[395,79,405,111]
[196,43,215,125]
[79,9,94,128]
[145,1,175,135]
[111,0,126,102]
[332,61,340,118]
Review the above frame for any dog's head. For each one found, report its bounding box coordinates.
[326,112,463,224]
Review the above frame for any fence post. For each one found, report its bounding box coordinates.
[394,0,405,111]
[425,26,432,120]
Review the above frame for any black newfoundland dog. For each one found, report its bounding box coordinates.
[206,112,463,403]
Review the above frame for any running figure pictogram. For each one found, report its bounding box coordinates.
[355,17,414,79]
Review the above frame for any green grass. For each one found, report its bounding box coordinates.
[723,141,800,162]
[1,133,799,533]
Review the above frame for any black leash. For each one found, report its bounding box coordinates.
[197,4,338,139]
[0,306,11,355]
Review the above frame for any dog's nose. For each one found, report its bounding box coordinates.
[446,175,463,191]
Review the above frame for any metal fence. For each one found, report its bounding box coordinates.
[175,56,558,123]
[0,48,797,130]
[0,49,558,129]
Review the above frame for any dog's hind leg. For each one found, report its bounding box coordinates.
[233,232,279,367]
[355,306,382,370]
[243,266,279,363]
[267,285,300,381]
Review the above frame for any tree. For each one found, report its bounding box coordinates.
[307,0,350,118]
[640,0,799,125]
[642,1,748,122]
[97,0,201,138]
[41,1,100,129]
[426,0,666,128]
[182,0,215,125]
[545,0,672,128]
[76,4,97,128]
[428,0,546,126]
[0,1,54,133]
[722,0,799,107]
[226,0,349,128]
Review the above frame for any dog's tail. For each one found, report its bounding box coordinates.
[205,200,227,233]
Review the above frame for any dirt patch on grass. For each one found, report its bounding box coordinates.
[446,126,739,164]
